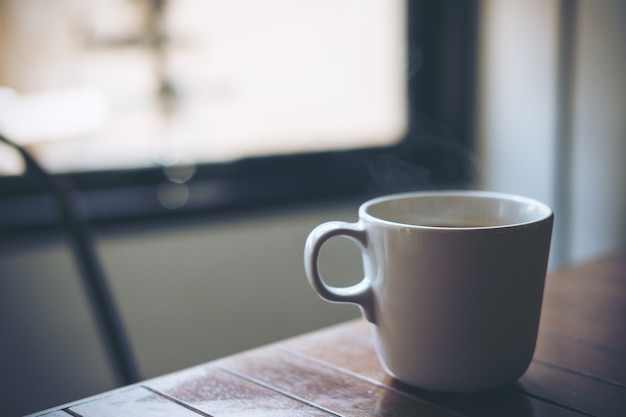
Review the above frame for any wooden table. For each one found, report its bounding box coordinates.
[31,252,626,417]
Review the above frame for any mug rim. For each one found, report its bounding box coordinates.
[359,190,553,230]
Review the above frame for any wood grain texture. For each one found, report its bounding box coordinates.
[538,307,626,352]
[217,348,454,417]
[67,387,200,417]
[283,323,584,417]
[517,361,626,417]
[534,330,626,386]
[146,364,331,416]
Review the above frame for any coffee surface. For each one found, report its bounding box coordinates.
[417,220,507,228]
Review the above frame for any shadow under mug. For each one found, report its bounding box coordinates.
[304,190,553,392]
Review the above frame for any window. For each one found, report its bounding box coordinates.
[0,0,478,231]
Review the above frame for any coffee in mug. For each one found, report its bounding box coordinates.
[304,190,553,392]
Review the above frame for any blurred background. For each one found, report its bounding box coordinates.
[0,0,624,415]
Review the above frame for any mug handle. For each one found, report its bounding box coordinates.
[304,221,376,323]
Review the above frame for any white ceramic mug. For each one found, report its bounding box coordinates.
[304,190,553,392]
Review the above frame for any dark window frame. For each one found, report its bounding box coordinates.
[0,0,479,233]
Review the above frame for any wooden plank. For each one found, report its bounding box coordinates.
[534,330,626,386]
[283,322,387,383]
[549,262,626,291]
[541,279,626,325]
[517,361,626,417]
[36,412,73,417]
[216,347,456,417]
[67,387,202,417]
[145,363,331,416]
[539,307,626,352]
[570,252,626,282]
[545,268,626,302]
[282,323,583,417]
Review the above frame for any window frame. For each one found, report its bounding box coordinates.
[0,0,479,233]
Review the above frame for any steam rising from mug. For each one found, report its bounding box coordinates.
[368,113,475,194]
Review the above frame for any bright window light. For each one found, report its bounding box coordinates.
[0,0,407,174]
